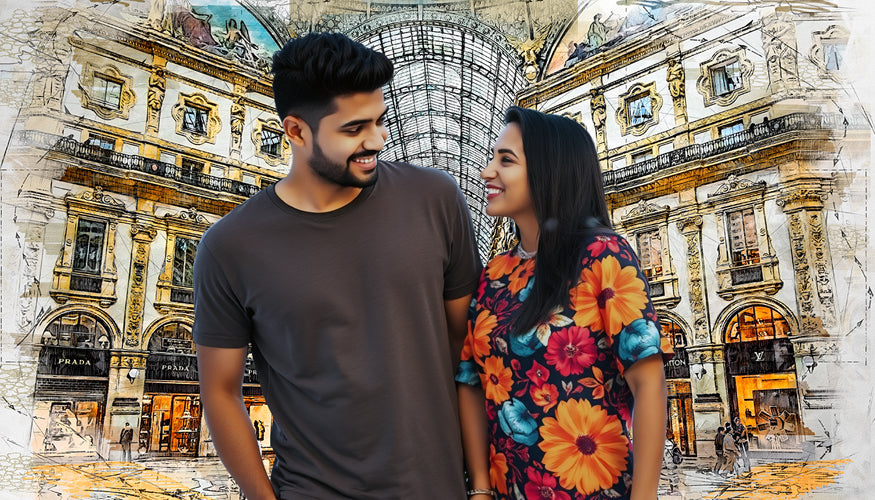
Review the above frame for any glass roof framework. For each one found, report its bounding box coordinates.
[357,20,528,259]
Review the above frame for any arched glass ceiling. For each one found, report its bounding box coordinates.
[355,17,528,259]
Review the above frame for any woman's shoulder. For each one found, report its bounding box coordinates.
[578,230,637,263]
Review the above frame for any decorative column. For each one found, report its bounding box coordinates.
[145,60,166,136]
[102,351,148,461]
[229,87,246,160]
[762,12,800,93]
[589,89,607,155]
[666,58,689,148]
[685,344,730,455]
[677,215,710,344]
[123,224,157,349]
[777,183,839,446]
[776,184,836,333]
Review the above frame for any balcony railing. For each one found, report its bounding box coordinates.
[604,112,837,187]
[49,136,260,197]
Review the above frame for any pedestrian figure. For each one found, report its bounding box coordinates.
[733,416,751,472]
[712,426,725,473]
[722,423,740,476]
[119,422,134,462]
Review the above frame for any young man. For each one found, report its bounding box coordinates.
[193,33,481,499]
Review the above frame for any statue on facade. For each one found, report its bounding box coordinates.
[147,68,165,131]
[222,19,260,67]
[589,89,607,149]
[230,95,245,152]
[588,14,608,49]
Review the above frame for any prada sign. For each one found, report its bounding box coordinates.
[38,346,109,377]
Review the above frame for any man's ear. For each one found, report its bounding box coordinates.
[283,115,310,147]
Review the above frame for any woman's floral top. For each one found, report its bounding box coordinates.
[457,233,672,500]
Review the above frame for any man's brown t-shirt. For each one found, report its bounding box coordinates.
[193,161,481,499]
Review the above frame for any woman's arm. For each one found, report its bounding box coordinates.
[624,354,668,500]
[458,383,493,498]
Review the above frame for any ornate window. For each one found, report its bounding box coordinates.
[727,208,760,267]
[172,92,221,145]
[179,158,204,183]
[616,82,662,136]
[696,48,754,107]
[171,237,197,303]
[707,175,782,299]
[52,187,125,307]
[617,200,680,308]
[76,64,136,120]
[631,149,654,165]
[719,121,744,137]
[155,208,211,314]
[85,133,115,151]
[637,229,664,279]
[811,25,849,76]
[183,105,209,134]
[252,118,291,166]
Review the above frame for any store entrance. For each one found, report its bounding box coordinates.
[140,393,201,456]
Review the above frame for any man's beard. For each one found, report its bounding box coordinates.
[309,141,379,188]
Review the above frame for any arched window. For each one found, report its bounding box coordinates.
[725,305,791,343]
[41,311,111,349]
[661,319,689,379]
[148,321,195,355]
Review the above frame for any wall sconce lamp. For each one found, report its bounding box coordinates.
[126,368,140,384]
[689,354,707,380]
[801,346,818,373]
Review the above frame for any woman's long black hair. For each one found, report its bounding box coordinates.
[504,106,613,337]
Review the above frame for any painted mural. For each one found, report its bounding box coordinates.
[0,0,872,498]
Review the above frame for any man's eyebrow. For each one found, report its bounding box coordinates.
[339,108,389,128]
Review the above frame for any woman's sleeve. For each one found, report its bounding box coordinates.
[455,296,483,387]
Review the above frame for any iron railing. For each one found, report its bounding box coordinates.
[604,112,833,187]
[49,136,260,197]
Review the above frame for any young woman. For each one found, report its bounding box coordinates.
[457,107,670,500]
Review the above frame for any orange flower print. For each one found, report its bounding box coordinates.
[486,253,521,281]
[538,399,629,495]
[489,444,509,494]
[571,255,647,336]
[508,259,535,295]
[530,383,559,412]
[579,366,608,400]
[463,309,497,362]
[481,356,513,404]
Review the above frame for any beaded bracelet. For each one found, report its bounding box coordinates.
[466,488,496,498]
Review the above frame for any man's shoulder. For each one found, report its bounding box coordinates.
[379,160,458,191]
[200,189,272,250]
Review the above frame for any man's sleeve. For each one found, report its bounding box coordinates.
[192,242,251,348]
[443,182,483,300]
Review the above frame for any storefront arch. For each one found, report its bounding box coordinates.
[35,304,121,349]
[657,310,697,456]
[716,299,803,451]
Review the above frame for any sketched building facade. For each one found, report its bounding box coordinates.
[10,2,288,460]
[3,0,867,468]
[512,3,867,457]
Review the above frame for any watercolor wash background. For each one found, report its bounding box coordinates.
[0,0,872,498]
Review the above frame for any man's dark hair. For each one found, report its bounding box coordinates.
[271,32,394,130]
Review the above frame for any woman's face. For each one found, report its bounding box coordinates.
[481,123,535,221]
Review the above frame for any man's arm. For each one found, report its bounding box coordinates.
[624,354,668,500]
[445,295,472,369]
[198,345,276,500]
